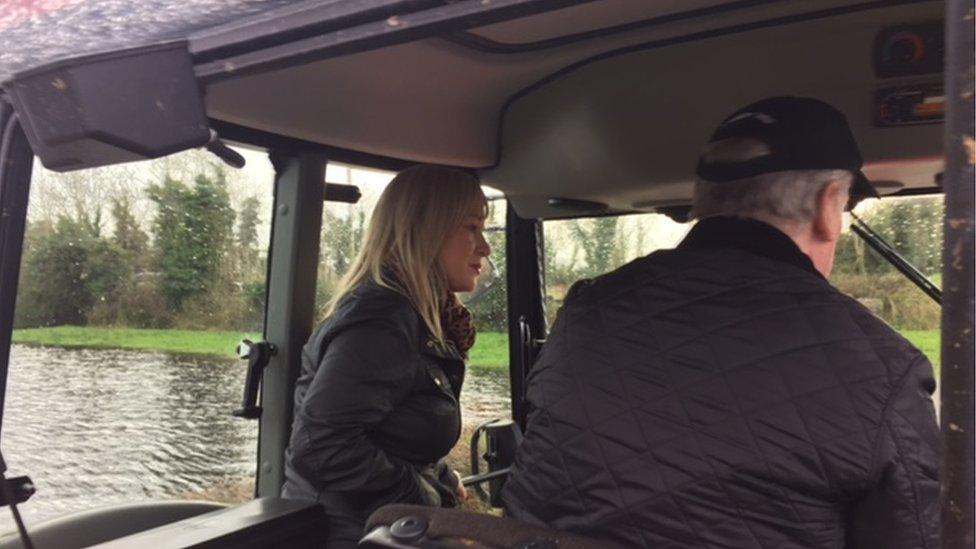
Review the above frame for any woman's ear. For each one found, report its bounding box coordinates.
[812,181,847,243]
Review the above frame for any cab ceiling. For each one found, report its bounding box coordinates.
[205,0,944,218]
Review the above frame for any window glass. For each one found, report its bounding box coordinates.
[543,213,692,324]
[315,165,510,509]
[539,199,942,374]
[6,147,274,532]
[315,163,395,315]
[833,195,943,371]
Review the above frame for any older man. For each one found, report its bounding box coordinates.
[502,97,940,548]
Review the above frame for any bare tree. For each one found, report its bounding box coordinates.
[28,162,143,236]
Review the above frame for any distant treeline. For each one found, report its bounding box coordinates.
[16,168,266,331]
[14,156,944,335]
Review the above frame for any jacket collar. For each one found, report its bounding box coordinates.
[678,216,824,279]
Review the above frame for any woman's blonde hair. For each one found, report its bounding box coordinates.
[325,164,486,344]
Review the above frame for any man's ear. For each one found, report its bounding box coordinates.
[812,181,846,242]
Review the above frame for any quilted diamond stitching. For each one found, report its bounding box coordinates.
[507,247,924,548]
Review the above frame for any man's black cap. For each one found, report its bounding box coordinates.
[695,96,878,207]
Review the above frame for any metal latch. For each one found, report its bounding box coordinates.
[232,339,276,419]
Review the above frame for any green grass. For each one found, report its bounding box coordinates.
[10,325,507,367]
[11,326,509,368]
[10,327,940,376]
[12,326,258,359]
[469,330,945,375]
[901,329,941,374]
[468,332,508,371]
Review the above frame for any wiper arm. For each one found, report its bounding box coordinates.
[849,212,942,305]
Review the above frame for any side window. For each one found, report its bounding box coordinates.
[539,199,943,373]
[315,163,395,315]
[458,190,506,362]
[833,195,943,371]
[7,147,274,532]
[542,212,691,324]
[314,164,509,500]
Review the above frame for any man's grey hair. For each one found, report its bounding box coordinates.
[691,169,853,223]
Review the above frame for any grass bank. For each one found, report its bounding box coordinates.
[12,326,259,359]
[468,332,507,370]
[901,330,940,375]
[10,326,510,369]
[12,327,940,374]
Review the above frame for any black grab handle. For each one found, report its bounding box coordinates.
[233,339,276,419]
[468,418,522,506]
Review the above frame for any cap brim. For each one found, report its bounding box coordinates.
[846,170,878,211]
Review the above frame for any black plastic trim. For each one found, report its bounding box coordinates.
[445,0,789,54]
[212,119,414,172]
[886,185,943,197]
[505,205,547,429]
[0,106,33,436]
[547,197,608,213]
[191,0,444,63]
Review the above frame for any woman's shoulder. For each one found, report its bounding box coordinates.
[325,283,421,338]
[304,284,422,366]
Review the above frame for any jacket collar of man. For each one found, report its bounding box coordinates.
[678,215,824,279]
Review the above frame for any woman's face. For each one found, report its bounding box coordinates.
[438,201,491,293]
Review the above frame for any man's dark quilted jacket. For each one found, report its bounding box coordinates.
[502,217,941,548]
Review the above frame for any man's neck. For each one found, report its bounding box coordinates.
[790,232,835,278]
[760,217,834,278]
[679,216,824,279]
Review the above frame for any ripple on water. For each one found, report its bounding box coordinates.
[0,345,511,535]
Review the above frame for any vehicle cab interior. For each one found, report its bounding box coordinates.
[0,0,970,547]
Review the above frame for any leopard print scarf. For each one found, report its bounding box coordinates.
[440,290,476,358]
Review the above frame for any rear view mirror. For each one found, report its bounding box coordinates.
[5,41,210,171]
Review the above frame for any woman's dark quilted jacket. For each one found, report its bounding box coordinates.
[282,283,465,546]
[503,217,940,548]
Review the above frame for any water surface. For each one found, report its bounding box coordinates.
[0,345,510,535]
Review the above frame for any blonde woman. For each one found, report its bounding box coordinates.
[281,164,491,547]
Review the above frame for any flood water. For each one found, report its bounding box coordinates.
[0,345,510,535]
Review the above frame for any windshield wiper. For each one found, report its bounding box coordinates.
[849,212,942,305]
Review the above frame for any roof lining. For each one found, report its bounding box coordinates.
[193,0,596,84]
[213,112,944,221]
[208,0,940,212]
[487,0,935,170]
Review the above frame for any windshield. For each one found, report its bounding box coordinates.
[543,212,692,325]
[3,146,275,532]
[539,196,943,373]
[833,194,944,371]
